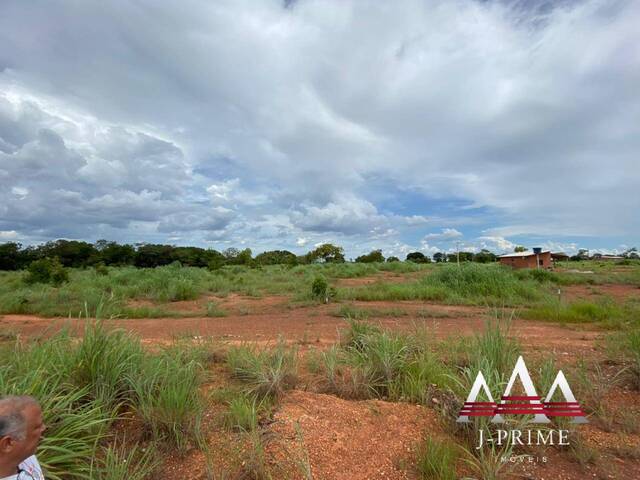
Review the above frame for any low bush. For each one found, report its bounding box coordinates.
[311,276,329,300]
[24,258,69,286]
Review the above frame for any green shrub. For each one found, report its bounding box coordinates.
[25,258,69,286]
[94,263,109,276]
[515,268,559,283]
[311,276,329,300]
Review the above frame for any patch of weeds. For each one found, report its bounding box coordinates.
[305,348,322,375]
[416,308,454,319]
[131,353,204,452]
[416,437,459,480]
[573,360,625,421]
[95,441,159,480]
[226,342,298,399]
[605,330,640,388]
[332,304,370,319]
[618,409,640,434]
[462,438,517,480]
[567,431,598,467]
[293,422,313,480]
[611,443,640,460]
[206,300,227,317]
[239,430,272,480]
[341,319,382,351]
[223,393,265,432]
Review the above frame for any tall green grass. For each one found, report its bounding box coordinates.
[317,320,455,401]
[0,321,205,477]
[0,262,432,317]
[416,437,459,480]
[226,342,298,399]
[339,263,546,306]
[523,298,640,329]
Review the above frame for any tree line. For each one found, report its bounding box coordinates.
[0,240,491,271]
[1,240,636,272]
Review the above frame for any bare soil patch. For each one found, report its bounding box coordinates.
[267,390,438,480]
[562,284,640,302]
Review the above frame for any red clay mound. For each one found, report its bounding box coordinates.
[267,390,441,480]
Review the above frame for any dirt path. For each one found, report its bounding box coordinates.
[1,303,602,357]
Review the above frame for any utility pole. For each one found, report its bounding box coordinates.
[456,241,460,267]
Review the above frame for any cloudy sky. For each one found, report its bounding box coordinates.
[0,0,638,258]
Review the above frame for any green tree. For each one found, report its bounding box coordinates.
[0,242,22,270]
[96,240,135,266]
[406,252,430,263]
[37,240,97,267]
[473,249,497,263]
[514,246,528,253]
[134,244,175,268]
[432,252,446,263]
[254,250,297,265]
[306,244,345,263]
[355,249,385,263]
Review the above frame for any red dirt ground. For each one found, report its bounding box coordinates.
[2,283,637,479]
[0,304,601,358]
[267,390,439,479]
[562,283,640,302]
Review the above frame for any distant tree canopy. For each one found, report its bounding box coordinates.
[432,252,446,263]
[473,249,497,263]
[514,246,528,252]
[406,252,430,263]
[446,252,474,263]
[355,249,385,263]
[1,239,593,271]
[306,243,345,263]
[254,250,297,265]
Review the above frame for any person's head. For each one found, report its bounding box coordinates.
[0,396,46,464]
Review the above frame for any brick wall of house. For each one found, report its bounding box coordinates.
[499,251,552,269]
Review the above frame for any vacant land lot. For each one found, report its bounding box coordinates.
[1,261,639,479]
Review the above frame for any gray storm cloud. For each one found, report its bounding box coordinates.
[0,0,638,256]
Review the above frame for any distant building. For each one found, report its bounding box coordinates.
[551,252,569,262]
[592,253,624,261]
[498,248,552,269]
